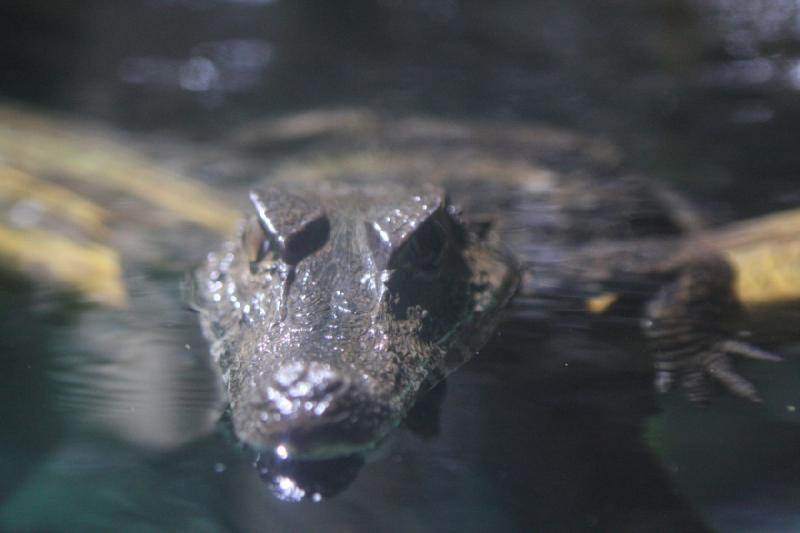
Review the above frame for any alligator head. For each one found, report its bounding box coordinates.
[191,181,517,459]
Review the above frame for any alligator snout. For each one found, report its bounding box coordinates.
[194,181,518,457]
[239,361,392,458]
[268,361,352,417]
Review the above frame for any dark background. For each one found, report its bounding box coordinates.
[2,0,800,214]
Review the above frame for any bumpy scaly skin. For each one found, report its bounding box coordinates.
[186,110,786,459]
[191,181,517,458]
[226,110,782,407]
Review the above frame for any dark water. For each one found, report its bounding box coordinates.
[1,1,800,531]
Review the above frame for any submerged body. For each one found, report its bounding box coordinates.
[0,105,796,458]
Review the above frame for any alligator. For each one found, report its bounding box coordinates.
[1,105,797,460]
[190,109,795,459]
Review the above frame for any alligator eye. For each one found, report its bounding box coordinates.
[408,221,446,271]
[242,217,271,264]
[249,188,329,265]
[282,215,330,265]
[390,218,447,276]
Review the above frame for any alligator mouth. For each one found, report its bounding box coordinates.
[238,361,395,459]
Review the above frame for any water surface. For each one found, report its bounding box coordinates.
[1,2,800,531]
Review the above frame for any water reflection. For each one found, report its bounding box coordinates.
[256,453,365,502]
[693,0,800,93]
[119,39,274,96]
[695,0,800,56]
[50,282,223,451]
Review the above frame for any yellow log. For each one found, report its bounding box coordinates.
[0,105,238,235]
[0,224,127,307]
[691,208,800,306]
[0,165,109,238]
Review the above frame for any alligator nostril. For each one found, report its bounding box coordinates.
[319,377,346,396]
[241,361,390,458]
[264,361,351,419]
